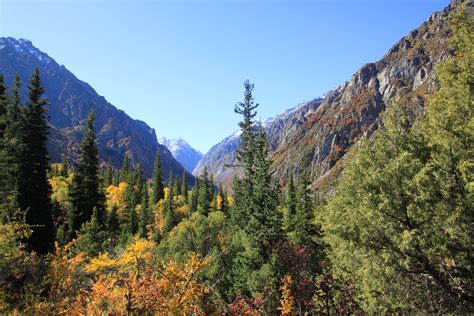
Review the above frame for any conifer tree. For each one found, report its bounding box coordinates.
[121,154,130,183]
[68,111,106,238]
[181,170,188,202]
[229,81,282,297]
[0,74,12,220]
[74,207,108,257]
[151,153,164,204]
[198,167,212,215]
[1,75,23,222]
[284,176,297,231]
[163,183,175,234]
[17,68,55,253]
[123,179,138,235]
[60,154,69,177]
[290,176,315,246]
[138,183,151,238]
[107,204,120,238]
[189,178,199,213]
[104,159,113,187]
[217,184,228,214]
[174,175,181,196]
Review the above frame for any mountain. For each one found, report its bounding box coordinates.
[0,37,192,181]
[196,2,457,188]
[158,137,203,173]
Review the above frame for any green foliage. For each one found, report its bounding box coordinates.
[74,208,109,257]
[17,68,55,254]
[68,111,106,238]
[198,167,213,215]
[323,9,473,311]
[138,183,151,238]
[151,153,164,204]
[229,82,283,300]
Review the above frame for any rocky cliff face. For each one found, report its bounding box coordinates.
[158,137,203,173]
[0,37,191,180]
[197,2,456,188]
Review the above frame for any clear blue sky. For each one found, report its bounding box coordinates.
[1,0,448,153]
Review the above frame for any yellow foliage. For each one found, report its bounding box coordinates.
[278,275,296,315]
[106,182,128,217]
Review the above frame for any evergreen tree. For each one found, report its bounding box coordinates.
[181,170,188,202]
[198,167,212,215]
[1,75,24,222]
[284,176,297,231]
[174,175,181,196]
[290,176,315,246]
[107,204,120,238]
[151,153,164,204]
[68,111,106,238]
[189,178,199,213]
[217,184,228,214]
[138,183,151,238]
[104,159,113,187]
[60,154,69,177]
[74,207,108,257]
[229,81,282,298]
[17,68,55,254]
[123,179,138,235]
[323,14,474,309]
[121,154,130,182]
[163,184,175,234]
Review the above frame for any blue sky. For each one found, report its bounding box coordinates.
[1,0,448,153]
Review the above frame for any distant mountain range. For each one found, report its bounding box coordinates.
[195,3,455,188]
[0,37,192,181]
[158,137,203,173]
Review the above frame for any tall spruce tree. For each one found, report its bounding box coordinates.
[198,167,212,215]
[138,183,151,238]
[163,183,175,234]
[151,153,164,204]
[181,170,188,202]
[284,176,297,231]
[217,183,228,214]
[2,75,23,222]
[17,68,55,253]
[229,81,282,298]
[189,178,199,213]
[60,154,69,177]
[68,111,106,238]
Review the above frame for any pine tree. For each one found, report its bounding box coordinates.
[198,167,212,215]
[104,159,113,187]
[290,176,315,246]
[2,75,23,222]
[181,170,188,202]
[217,184,228,214]
[107,204,120,238]
[174,175,181,196]
[0,74,12,220]
[229,81,282,298]
[189,178,199,213]
[121,154,130,183]
[138,183,151,238]
[284,176,297,231]
[68,110,106,238]
[17,68,55,254]
[60,154,69,177]
[74,207,108,257]
[151,153,164,204]
[123,179,138,235]
[163,183,175,234]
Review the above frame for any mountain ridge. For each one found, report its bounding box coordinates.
[196,2,456,188]
[0,37,193,181]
